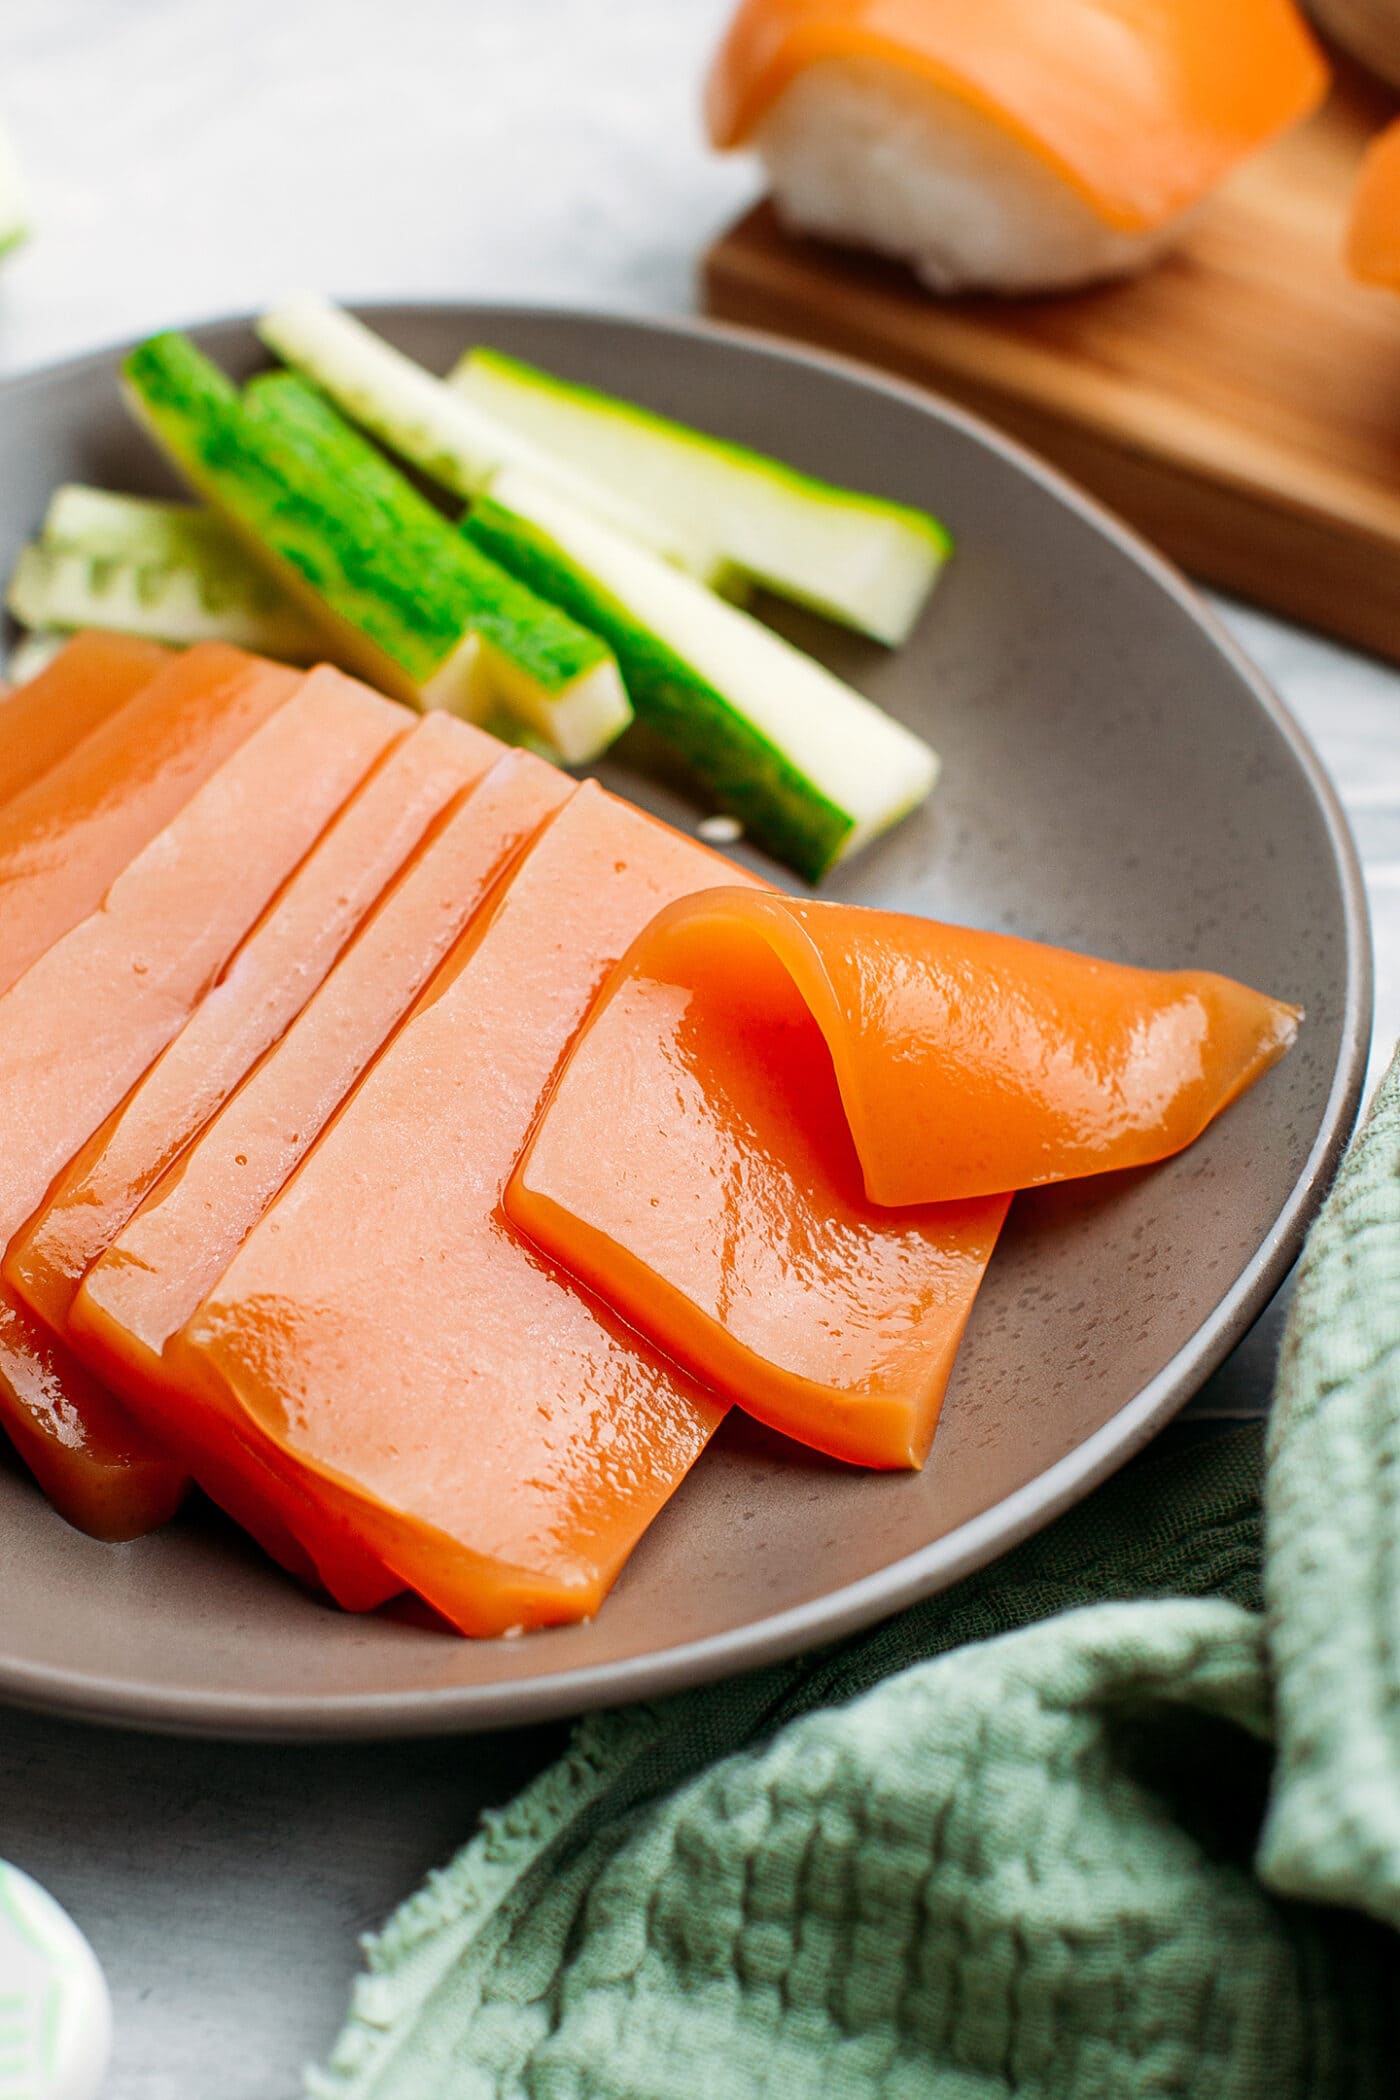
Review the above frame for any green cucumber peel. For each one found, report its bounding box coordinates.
[464,349,952,552]
[242,374,615,697]
[255,295,728,586]
[121,334,630,760]
[466,495,846,878]
[466,477,937,881]
[122,331,442,690]
[453,347,953,645]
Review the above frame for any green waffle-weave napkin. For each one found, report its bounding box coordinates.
[1261,1054,1400,1925]
[311,1057,1400,2099]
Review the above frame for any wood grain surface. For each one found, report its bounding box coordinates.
[703,68,1400,665]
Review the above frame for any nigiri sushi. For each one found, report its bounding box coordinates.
[1348,117,1400,288]
[706,0,1329,294]
[1308,0,1400,92]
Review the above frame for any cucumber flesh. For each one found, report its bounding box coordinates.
[0,122,29,259]
[42,486,242,567]
[453,348,953,647]
[23,484,326,658]
[5,542,325,661]
[256,296,729,587]
[466,469,938,881]
[121,334,631,765]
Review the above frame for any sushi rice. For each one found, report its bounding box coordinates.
[756,56,1181,293]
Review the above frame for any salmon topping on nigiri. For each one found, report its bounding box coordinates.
[707,0,1329,234]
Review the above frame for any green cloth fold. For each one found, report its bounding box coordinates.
[1260,1061,1400,1929]
[311,1057,1400,2099]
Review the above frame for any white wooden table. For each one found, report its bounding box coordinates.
[2,4,1399,2091]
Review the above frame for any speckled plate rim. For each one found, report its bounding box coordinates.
[0,304,1373,1740]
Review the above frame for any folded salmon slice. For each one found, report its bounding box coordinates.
[70,745,571,1595]
[0,632,170,807]
[0,666,404,1537]
[505,892,1300,1468]
[10,711,499,1337]
[166,783,757,1635]
[0,641,300,998]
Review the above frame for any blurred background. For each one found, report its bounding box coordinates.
[12,1,1398,1070]
[0,1,756,373]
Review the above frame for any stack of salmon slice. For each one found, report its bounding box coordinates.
[0,635,1299,1635]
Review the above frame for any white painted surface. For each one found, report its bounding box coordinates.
[0,3,1397,2091]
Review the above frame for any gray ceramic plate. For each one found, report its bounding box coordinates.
[0,306,1371,1739]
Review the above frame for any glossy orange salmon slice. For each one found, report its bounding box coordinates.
[5,712,495,1587]
[70,744,571,1604]
[0,632,170,808]
[0,642,300,1000]
[0,640,301,1537]
[165,785,763,1637]
[506,891,1299,1469]
[0,667,402,1539]
[9,712,497,1340]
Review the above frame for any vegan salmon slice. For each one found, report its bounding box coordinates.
[162,783,761,1636]
[0,664,405,1537]
[6,710,498,1580]
[506,891,1301,1469]
[5,648,1301,1606]
[0,637,300,1536]
[0,632,170,808]
[0,641,301,998]
[70,743,573,1596]
[10,710,500,1338]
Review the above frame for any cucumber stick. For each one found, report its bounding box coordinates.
[6,542,325,660]
[6,487,326,659]
[43,485,251,567]
[255,296,732,589]
[452,348,952,647]
[466,470,938,881]
[242,370,631,760]
[121,333,630,764]
[0,122,28,259]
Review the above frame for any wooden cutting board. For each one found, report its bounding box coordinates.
[703,66,1400,665]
